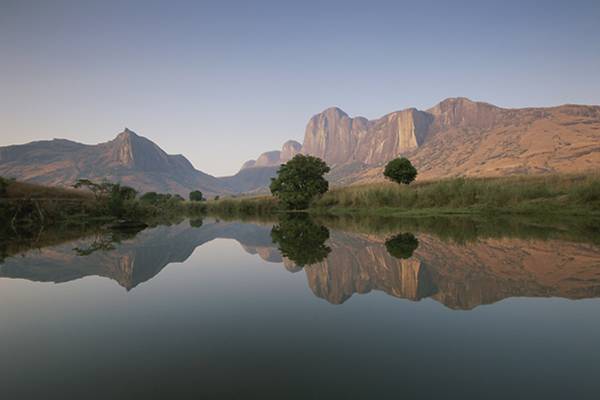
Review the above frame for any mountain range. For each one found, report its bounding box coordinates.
[1,97,599,195]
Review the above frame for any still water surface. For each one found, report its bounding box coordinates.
[1,215,599,399]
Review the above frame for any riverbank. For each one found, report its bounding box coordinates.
[205,173,600,217]
[0,179,206,231]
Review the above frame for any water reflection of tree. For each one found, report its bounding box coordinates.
[271,214,331,267]
[73,228,143,256]
[385,233,419,259]
[190,218,204,228]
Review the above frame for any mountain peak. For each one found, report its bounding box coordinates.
[116,127,139,140]
[321,106,348,118]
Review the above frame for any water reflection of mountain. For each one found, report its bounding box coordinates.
[1,220,600,309]
[304,231,600,309]
[0,220,276,290]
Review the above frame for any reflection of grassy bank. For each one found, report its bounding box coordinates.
[205,196,279,217]
[316,213,600,245]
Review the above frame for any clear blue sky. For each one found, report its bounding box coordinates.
[1,0,599,176]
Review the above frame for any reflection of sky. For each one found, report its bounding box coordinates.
[1,235,600,398]
[2,0,600,175]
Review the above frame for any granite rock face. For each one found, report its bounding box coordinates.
[298,98,600,183]
[240,140,302,170]
[280,140,302,162]
[301,107,433,166]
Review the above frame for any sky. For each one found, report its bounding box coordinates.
[1,0,599,176]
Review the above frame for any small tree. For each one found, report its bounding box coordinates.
[140,192,159,203]
[384,157,417,185]
[0,177,8,197]
[73,179,137,218]
[189,190,204,202]
[270,154,330,210]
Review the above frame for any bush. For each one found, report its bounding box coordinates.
[384,157,417,185]
[189,190,204,202]
[0,177,8,197]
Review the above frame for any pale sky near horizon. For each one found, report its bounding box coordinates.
[1,0,600,176]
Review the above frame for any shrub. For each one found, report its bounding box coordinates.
[189,190,204,202]
[0,177,8,197]
[384,157,417,185]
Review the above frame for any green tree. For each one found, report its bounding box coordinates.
[73,179,137,218]
[383,157,417,185]
[270,154,330,210]
[140,191,159,203]
[189,190,204,202]
[385,233,419,259]
[0,177,8,197]
[106,184,138,218]
[271,213,331,267]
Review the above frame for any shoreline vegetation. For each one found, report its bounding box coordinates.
[0,177,206,233]
[206,173,600,217]
[1,173,599,239]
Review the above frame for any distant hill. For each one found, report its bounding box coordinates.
[0,128,272,196]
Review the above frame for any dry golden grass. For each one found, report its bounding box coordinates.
[314,173,600,212]
[4,180,92,200]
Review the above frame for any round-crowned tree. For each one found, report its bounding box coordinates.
[189,190,204,202]
[270,154,330,210]
[384,157,417,185]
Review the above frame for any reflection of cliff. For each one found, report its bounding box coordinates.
[0,220,276,290]
[299,231,600,309]
[417,235,600,309]
[2,220,600,309]
[303,231,436,304]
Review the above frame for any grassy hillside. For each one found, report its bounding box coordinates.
[312,173,600,215]
[2,179,93,200]
[0,178,205,230]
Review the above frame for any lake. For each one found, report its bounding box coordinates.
[1,214,600,399]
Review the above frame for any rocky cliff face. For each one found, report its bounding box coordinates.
[280,140,302,162]
[240,140,302,170]
[301,107,432,166]
[244,97,600,185]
